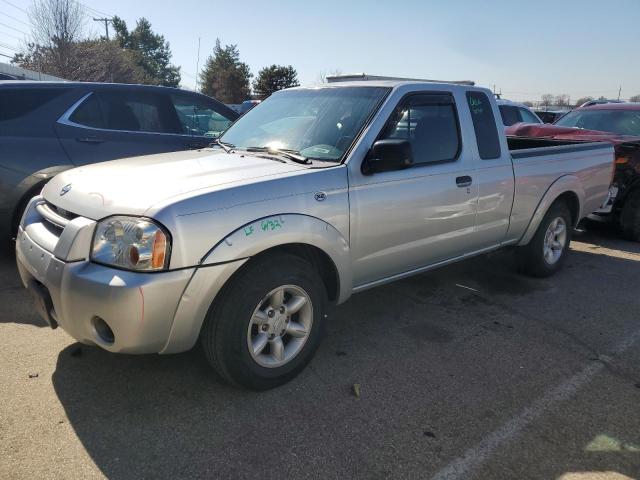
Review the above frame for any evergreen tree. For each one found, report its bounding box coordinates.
[112,16,181,87]
[199,39,252,103]
[252,65,299,99]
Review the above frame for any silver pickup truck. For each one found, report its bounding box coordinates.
[16,81,613,389]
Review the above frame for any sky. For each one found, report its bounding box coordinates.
[1,0,639,102]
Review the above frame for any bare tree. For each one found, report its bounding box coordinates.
[28,0,87,77]
[541,94,554,108]
[316,69,342,85]
[554,94,569,107]
[630,94,640,103]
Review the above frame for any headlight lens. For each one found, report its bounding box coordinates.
[91,216,171,271]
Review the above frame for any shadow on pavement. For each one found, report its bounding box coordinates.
[39,228,640,478]
[0,250,49,327]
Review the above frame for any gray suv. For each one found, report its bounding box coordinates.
[0,81,238,243]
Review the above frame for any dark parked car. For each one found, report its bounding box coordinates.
[0,81,238,242]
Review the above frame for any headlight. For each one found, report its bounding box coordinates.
[91,216,171,271]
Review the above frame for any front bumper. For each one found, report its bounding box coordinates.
[16,226,195,353]
[16,195,248,354]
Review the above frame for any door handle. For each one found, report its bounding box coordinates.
[456,176,472,188]
[76,136,105,144]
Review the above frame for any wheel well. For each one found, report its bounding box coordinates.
[10,181,47,238]
[554,191,580,226]
[249,243,340,302]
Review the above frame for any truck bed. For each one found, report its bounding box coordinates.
[505,137,614,242]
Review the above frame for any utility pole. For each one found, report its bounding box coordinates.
[93,17,113,40]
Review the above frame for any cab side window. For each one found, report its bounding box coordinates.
[467,91,501,160]
[381,94,460,165]
[171,93,234,138]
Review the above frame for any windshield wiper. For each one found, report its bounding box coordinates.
[244,147,310,164]
[211,138,234,153]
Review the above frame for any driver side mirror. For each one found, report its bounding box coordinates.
[362,139,413,175]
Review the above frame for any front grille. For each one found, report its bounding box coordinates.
[35,201,79,238]
[45,202,78,222]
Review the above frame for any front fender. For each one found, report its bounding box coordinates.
[517,175,584,246]
[202,214,352,303]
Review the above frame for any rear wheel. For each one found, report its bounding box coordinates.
[518,202,572,277]
[619,189,640,241]
[200,253,327,390]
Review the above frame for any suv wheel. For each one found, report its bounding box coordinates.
[201,253,327,390]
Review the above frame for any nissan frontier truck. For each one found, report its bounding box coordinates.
[16,80,614,389]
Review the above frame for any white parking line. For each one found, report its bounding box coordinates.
[431,330,640,480]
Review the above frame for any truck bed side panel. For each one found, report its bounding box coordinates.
[505,143,614,242]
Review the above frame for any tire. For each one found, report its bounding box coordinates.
[619,189,640,241]
[517,202,572,278]
[200,253,327,390]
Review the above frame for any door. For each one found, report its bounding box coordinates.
[55,89,190,165]
[349,93,479,287]
[169,92,237,149]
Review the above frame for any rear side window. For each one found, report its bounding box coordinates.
[0,88,67,122]
[467,91,501,160]
[69,94,104,128]
[381,93,460,165]
[72,90,182,134]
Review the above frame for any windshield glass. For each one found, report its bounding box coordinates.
[555,109,640,136]
[219,86,389,160]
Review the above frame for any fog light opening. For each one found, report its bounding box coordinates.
[92,317,115,344]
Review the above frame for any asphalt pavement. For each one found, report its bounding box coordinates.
[1,228,639,479]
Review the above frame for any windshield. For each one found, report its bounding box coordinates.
[219,86,389,161]
[555,109,640,136]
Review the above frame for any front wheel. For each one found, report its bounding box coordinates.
[517,202,572,277]
[200,253,327,390]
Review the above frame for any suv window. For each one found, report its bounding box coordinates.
[69,93,104,128]
[70,90,182,134]
[382,94,460,165]
[499,105,520,126]
[467,91,501,160]
[0,88,68,122]
[171,93,234,138]
[519,107,541,124]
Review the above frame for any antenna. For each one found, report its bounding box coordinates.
[195,37,201,92]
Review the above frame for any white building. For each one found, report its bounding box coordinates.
[0,62,65,81]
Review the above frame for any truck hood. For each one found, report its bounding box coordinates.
[42,149,308,219]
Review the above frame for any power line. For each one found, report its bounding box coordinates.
[73,0,112,18]
[0,19,27,35]
[0,40,19,51]
[0,28,24,41]
[0,0,26,15]
[0,9,30,27]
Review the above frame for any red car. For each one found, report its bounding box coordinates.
[507,103,640,240]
